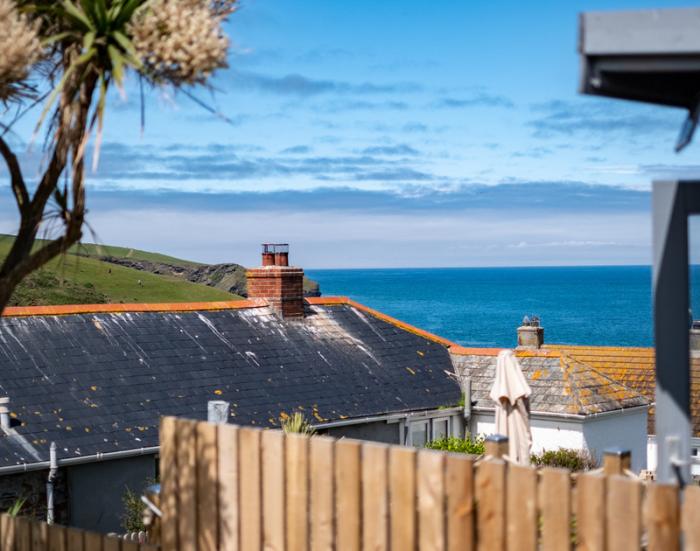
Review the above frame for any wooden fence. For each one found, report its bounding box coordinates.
[160,416,700,551]
[0,512,159,550]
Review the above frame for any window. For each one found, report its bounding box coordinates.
[432,418,450,440]
[406,416,457,447]
[409,421,429,447]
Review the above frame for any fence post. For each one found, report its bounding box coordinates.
[485,434,508,459]
[603,448,631,476]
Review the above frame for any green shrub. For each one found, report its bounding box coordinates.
[121,487,145,533]
[121,477,158,533]
[530,448,598,472]
[425,435,485,455]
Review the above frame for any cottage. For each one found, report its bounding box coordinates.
[545,343,700,477]
[0,249,464,532]
[450,322,650,473]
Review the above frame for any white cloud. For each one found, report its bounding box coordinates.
[81,207,650,268]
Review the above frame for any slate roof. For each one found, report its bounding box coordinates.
[450,347,649,416]
[0,299,460,467]
[546,345,700,436]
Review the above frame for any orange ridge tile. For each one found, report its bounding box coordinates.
[1,299,268,318]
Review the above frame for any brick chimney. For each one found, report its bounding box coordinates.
[517,315,544,349]
[247,244,304,319]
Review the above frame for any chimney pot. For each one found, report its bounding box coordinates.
[517,316,544,349]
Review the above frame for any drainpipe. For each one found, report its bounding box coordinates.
[463,377,472,437]
[46,442,57,525]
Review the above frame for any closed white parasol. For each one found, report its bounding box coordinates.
[489,349,532,464]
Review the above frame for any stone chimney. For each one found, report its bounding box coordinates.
[247,244,304,319]
[517,316,544,349]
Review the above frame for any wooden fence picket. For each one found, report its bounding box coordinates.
[539,467,570,551]
[16,516,32,551]
[1,513,15,550]
[66,526,85,551]
[389,446,416,551]
[286,432,310,551]
[309,436,334,551]
[218,422,239,551]
[103,535,121,551]
[238,427,262,551]
[644,483,680,551]
[576,472,605,551]
[682,485,700,551]
[47,523,67,551]
[606,475,641,551]
[445,454,475,551]
[418,450,446,551]
[506,464,537,551]
[159,416,178,551]
[84,530,104,551]
[362,442,389,551]
[335,438,361,551]
[475,459,506,551]
[196,421,219,551]
[176,419,197,551]
[262,428,285,551]
[32,520,48,551]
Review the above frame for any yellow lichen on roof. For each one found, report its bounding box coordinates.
[557,354,648,415]
[546,344,700,436]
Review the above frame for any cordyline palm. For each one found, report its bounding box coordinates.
[0,0,234,310]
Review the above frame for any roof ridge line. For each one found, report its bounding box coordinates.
[559,355,586,414]
[1,298,268,317]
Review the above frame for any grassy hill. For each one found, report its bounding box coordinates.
[72,242,203,268]
[0,236,239,306]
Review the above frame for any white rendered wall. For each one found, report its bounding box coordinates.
[471,413,585,454]
[472,409,648,473]
[582,409,647,473]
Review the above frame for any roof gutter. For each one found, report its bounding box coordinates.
[311,407,464,430]
[471,403,650,421]
[0,446,159,476]
[0,407,467,473]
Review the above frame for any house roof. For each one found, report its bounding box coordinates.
[0,298,461,467]
[545,345,700,437]
[449,347,650,417]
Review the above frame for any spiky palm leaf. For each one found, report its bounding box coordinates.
[30,0,147,167]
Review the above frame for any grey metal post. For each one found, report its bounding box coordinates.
[207,400,230,424]
[653,181,694,484]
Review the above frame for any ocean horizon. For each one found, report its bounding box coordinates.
[306,265,700,348]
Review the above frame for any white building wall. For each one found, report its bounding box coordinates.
[582,409,647,473]
[472,412,585,454]
[648,435,700,476]
[472,408,648,473]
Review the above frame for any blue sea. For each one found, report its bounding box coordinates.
[306,266,700,348]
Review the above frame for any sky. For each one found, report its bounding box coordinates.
[2,0,700,268]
